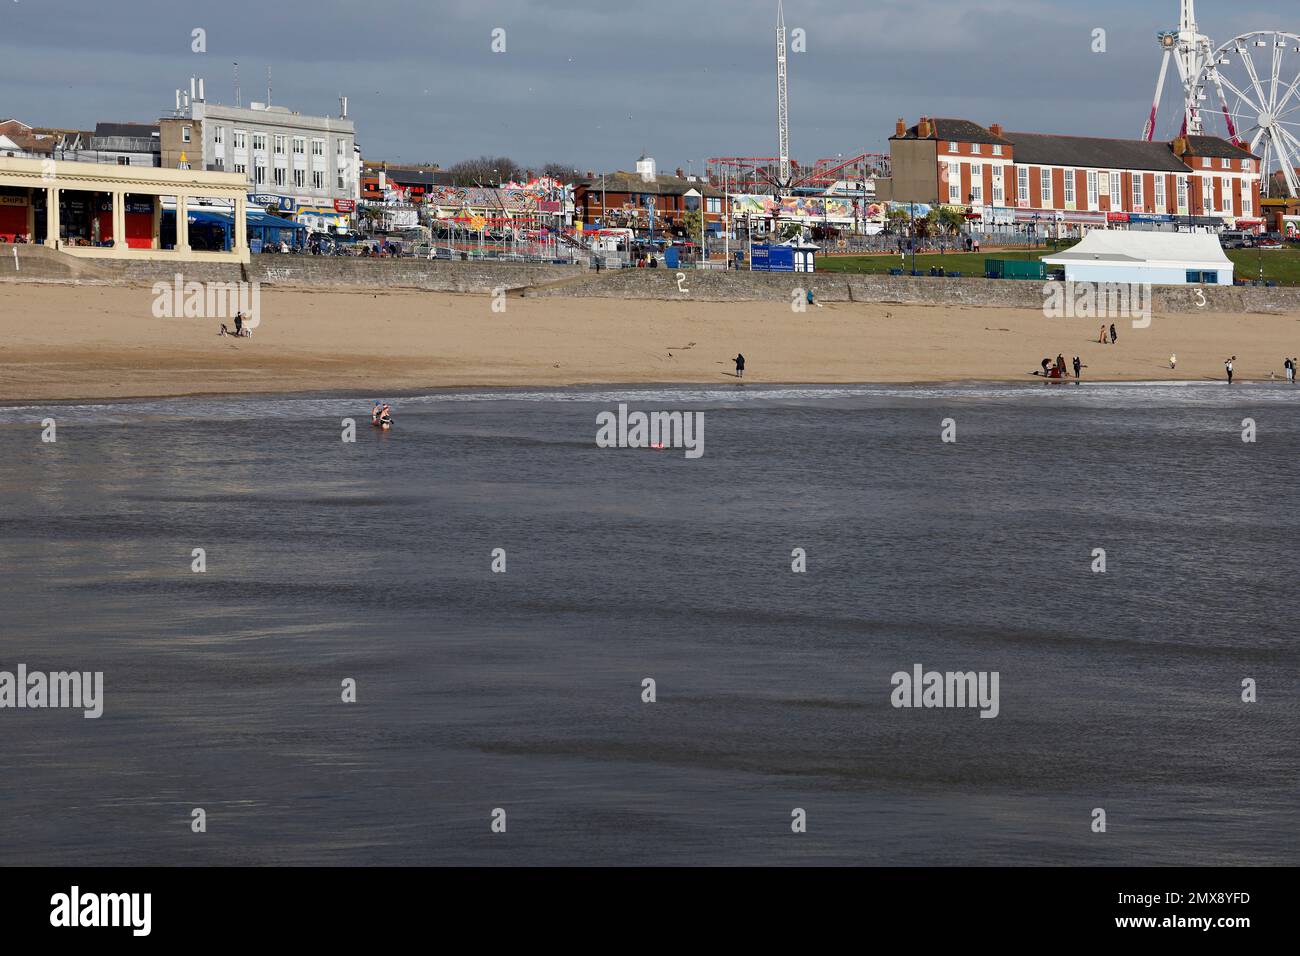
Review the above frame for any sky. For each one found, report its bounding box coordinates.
[2,0,1298,174]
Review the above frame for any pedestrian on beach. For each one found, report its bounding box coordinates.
[734,353,745,378]
[1170,353,1177,370]
[1109,323,1118,345]
[1285,356,1295,384]
[1225,356,1235,385]
[1056,353,1066,375]
[234,312,244,336]
[1099,324,1107,344]
[1073,356,1082,380]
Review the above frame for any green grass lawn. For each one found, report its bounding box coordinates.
[818,244,1300,285]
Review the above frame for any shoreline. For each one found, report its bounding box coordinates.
[3,283,1298,402]
[0,376,1288,409]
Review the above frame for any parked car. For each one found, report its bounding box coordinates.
[1219,230,1254,249]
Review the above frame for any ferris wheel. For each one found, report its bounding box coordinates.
[1200,32,1300,197]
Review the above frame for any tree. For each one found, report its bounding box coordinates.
[446,155,521,186]
[541,162,578,183]
[680,208,704,241]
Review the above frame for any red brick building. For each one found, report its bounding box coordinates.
[889,117,1262,232]
[573,170,725,237]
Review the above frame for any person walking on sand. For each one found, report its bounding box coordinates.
[1285,357,1295,384]
[1073,356,1082,380]
[1099,324,1108,344]
[1225,356,1235,385]
[1170,353,1177,370]
[1109,323,1118,345]
[734,353,745,379]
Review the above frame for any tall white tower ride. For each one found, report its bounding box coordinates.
[776,1,791,186]
[1142,0,1215,140]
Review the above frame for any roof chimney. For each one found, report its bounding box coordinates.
[918,117,932,138]
[895,118,906,138]
[1172,136,1188,155]
[989,122,1003,137]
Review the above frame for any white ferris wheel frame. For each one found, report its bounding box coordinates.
[1201,31,1300,198]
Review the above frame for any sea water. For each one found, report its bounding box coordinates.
[0,383,1296,865]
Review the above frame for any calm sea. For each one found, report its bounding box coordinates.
[0,383,1296,865]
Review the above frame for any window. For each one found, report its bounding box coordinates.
[252,133,266,152]
[948,163,960,202]
[254,163,266,186]
[312,139,324,157]
[1221,157,1230,169]
[1040,168,1052,204]
[1132,175,1143,209]
[117,156,130,165]
[971,143,981,155]
[991,166,1004,203]
[233,162,246,175]
[181,126,191,143]
[213,127,224,145]
[707,197,721,213]
[1177,176,1188,209]
[992,145,1002,157]
[337,172,346,191]
[1243,159,1253,172]
[274,135,286,154]
[970,164,983,202]
[948,141,958,153]
[1202,158,1211,168]
[1222,176,1233,212]
[294,168,305,188]
[293,137,305,155]
[1202,176,1213,211]
[1110,172,1122,205]
[1154,175,1165,209]
[1242,189,1252,216]
[1064,169,1075,204]
[312,169,325,190]
[233,130,247,150]
[1018,166,1029,202]
[336,139,346,157]
[1187,270,1218,283]
[274,167,286,187]
[1087,170,1098,207]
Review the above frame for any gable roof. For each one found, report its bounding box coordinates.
[893,118,1012,146]
[1007,132,1191,172]
[578,170,722,197]
[1181,135,1258,160]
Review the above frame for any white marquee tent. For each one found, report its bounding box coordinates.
[1043,231,1233,285]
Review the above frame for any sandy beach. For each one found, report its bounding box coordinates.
[2,281,1298,401]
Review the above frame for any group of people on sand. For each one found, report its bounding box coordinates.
[1221,356,1300,385]
[1038,352,1084,380]
[1097,323,1118,345]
